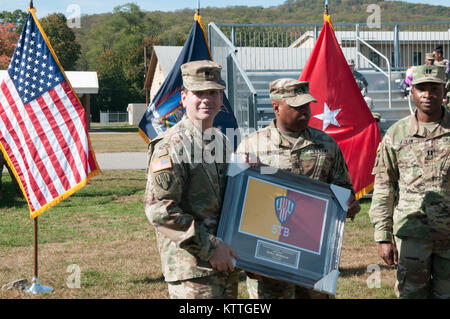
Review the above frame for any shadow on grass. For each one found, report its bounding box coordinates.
[0,185,27,209]
[132,275,165,284]
[339,264,394,277]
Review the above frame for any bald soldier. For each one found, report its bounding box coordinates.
[144,60,239,299]
[369,65,450,298]
[237,78,360,299]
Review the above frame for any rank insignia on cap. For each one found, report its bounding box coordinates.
[151,156,172,173]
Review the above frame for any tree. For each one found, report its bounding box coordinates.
[91,49,129,121]
[0,23,19,69]
[39,13,81,70]
[0,10,27,33]
[84,3,161,118]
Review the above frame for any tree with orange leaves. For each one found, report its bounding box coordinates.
[0,23,19,69]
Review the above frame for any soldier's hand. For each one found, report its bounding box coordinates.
[378,242,398,266]
[209,241,239,273]
[346,194,360,221]
[241,153,260,167]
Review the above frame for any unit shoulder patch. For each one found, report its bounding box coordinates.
[154,172,173,191]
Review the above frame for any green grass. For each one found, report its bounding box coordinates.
[0,171,147,248]
[0,171,397,299]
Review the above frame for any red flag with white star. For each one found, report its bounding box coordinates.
[299,15,381,199]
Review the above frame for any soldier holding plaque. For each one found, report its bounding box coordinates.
[144,60,239,299]
[237,78,360,299]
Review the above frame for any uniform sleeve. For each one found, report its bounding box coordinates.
[236,134,260,164]
[144,141,216,262]
[329,145,356,195]
[368,135,399,243]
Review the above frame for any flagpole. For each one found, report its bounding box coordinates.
[325,0,329,15]
[34,217,38,279]
[22,0,53,295]
[25,218,53,294]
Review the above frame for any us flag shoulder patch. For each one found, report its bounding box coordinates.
[151,156,172,173]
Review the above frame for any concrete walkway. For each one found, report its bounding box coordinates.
[2,152,148,173]
[95,152,147,170]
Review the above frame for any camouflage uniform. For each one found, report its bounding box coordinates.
[353,70,369,97]
[369,65,450,299]
[434,59,450,108]
[144,60,239,299]
[347,59,369,97]
[237,79,355,299]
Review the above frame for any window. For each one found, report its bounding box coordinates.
[370,52,380,67]
[413,52,422,66]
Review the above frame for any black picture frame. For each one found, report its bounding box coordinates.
[217,162,350,295]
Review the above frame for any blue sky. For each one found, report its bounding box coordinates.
[0,0,448,18]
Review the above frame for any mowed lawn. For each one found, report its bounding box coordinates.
[88,123,148,153]
[0,168,396,299]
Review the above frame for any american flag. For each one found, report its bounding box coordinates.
[0,9,100,218]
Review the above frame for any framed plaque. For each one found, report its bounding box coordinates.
[217,160,350,296]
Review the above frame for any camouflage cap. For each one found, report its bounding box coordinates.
[181,60,226,91]
[347,59,355,66]
[411,64,446,85]
[269,78,317,107]
[425,52,435,60]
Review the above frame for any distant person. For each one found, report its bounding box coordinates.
[369,65,450,299]
[399,66,414,98]
[0,152,23,201]
[433,45,449,74]
[425,52,435,66]
[433,46,450,107]
[347,59,368,97]
[347,59,373,109]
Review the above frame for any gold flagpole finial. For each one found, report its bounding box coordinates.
[324,0,329,15]
[196,0,200,16]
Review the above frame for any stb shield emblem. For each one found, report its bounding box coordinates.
[274,196,296,224]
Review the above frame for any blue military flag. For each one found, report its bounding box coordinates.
[138,14,238,143]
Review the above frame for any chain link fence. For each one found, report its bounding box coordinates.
[99,111,129,125]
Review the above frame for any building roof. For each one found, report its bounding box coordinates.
[144,46,182,90]
[154,46,183,78]
[290,30,450,47]
[0,70,99,94]
[234,46,357,70]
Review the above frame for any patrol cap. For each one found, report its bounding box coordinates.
[181,60,226,91]
[347,59,355,66]
[411,64,446,85]
[425,52,435,60]
[269,78,317,107]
